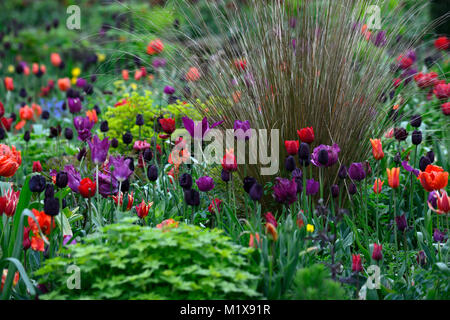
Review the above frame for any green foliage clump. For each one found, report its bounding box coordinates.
[103,88,201,150]
[289,264,347,300]
[35,220,260,300]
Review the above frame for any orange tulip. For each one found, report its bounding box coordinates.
[4,77,14,91]
[265,222,278,241]
[28,208,54,236]
[386,167,400,189]
[32,63,39,74]
[19,105,34,121]
[50,53,62,67]
[156,218,179,231]
[57,78,71,91]
[86,109,98,123]
[32,103,42,118]
[14,120,26,131]
[370,138,384,160]
[146,39,164,55]
[0,145,22,178]
[418,165,449,192]
[249,233,261,248]
[373,178,384,193]
[122,69,129,81]
[185,67,200,82]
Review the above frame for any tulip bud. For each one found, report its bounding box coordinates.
[426,150,434,163]
[184,189,200,206]
[56,171,68,188]
[394,152,402,164]
[243,176,257,193]
[394,127,408,141]
[100,120,109,132]
[411,130,422,145]
[249,183,263,201]
[29,175,46,193]
[419,156,431,171]
[64,127,73,140]
[179,173,193,190]
[122,132,133,145]
[77,147,87,161]
[45,183,55,199]
[221,169,230,182]
[111,138,119,148]
[44,197,59,216]
[121,179,130,193]
[410,114,422,128]
[135,114,144,126]
[331,184,339,198]
[23,130,30,142]
[348,182,357,195]
[143,148,153,162]
[285,155,296,172]
[338,165,348,179]
[147,165,158,181]
[42,110,50,120]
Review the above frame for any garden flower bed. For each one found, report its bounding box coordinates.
[0,0,448,302]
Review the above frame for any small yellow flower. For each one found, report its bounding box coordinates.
[306,224,314,233]
[8,65,15,73]
[71,77,77,85]
[97,53,106,62]
[71,67,81,77]
[130,83,137,91]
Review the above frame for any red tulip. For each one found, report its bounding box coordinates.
[434,36,450,50]
[78,178,96,198]
[32,161,43,172]
[4,77,14,91]
[442,102,450,116]
[297,127,314,144]
[352,254,363,273]
[159,118,176,135]
[284,140,299,155]
[372,243,383,261]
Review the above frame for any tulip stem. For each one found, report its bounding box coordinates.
[117,181,122,213]
[410,146,418,235]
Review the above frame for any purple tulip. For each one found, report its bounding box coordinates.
[428,191,438,209]
[88,135,110,164]
[372,30,387,47]
[67,97,82,114]
[63,235,77,246]
[64,164,81,193]
[98,170,119,197]
[234,120,251,140]
[73,116,94,142]
[196,176,215,192]
[433,228,446,243]
[164,86,175,95]
[395,214,407,232]
[348,162,366,181]
[306,179,319,195]
[401,160,420,177]
[182,116,223,140]
[76,78,87,88]
[152,58,166,69]
[273,177,297,205]
[109,156,133,182]
[311,144,340,167]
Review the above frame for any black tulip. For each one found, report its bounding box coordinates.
[77,147,87,161]
[331,184,339,198]
[135,114,144,126]
[143,148,153,162]
[412,130,422,145]
[243,176,257,193]
[221,169,230,182]
[41,110,50,120]
[15,64,23,74]
[10,112,16,122]
[348,182,357,195]
[56,171,68,188]
[122,132,133,145]
[111,138,119,148]
[44,197,59,216]
[29,175,46,193]
[23,130,30,142]
[0,127,5,140]
[147,165,158,181]
[179,173,193,190]
[93,104,101,115]
[426,150,435,163]
[249,183,263,201]
[285,155,296,172]
[338,165,348,179]
[184,189,200,206]
[84,84,93,95]
[45,183,55,198]
[394,128,408,141]
[317,149,329,166]
[419,156,431,171]
[125,156,135,171]
[64,128,73,140]
[298,142,310,160]
[121,179,130,192]
[410,114,422,128]
[19,88,27,98]
[100,120,109,132]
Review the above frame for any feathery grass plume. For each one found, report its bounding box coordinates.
[168,0,437,203]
